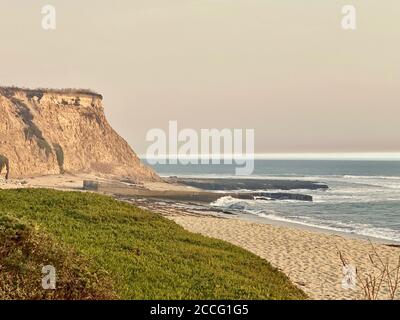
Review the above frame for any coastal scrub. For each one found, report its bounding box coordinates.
[0,189,306,300]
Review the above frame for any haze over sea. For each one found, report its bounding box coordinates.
[147,159,400,243]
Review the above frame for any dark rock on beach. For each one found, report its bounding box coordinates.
[234,192,313,202]
[173,177,328,191]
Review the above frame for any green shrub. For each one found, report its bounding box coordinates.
[0,155,7,170]
[11,98,53,157]
[53,144,65,174]
[74,97,81,107]
[36,139,53,157]
[26,91,44,102]
[0,155,10,179]
[0,213,116,300]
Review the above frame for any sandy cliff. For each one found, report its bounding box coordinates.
[0,87,159,181]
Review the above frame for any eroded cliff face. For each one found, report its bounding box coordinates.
[0,87,159,181]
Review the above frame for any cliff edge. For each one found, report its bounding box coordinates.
[0,87,159,181]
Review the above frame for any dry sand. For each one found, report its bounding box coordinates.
[0,174,199,193]
[0,174,95,190]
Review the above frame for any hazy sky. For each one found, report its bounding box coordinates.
[1,0,399,155]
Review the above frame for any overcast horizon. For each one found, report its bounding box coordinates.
[1,0,399,155]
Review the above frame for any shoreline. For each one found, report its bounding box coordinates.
[2,173,399,246]
[232,211,400,246]
[157,207,400,300]
[2,174,400,300]
[118,195,400,300]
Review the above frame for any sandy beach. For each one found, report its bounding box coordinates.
[165,212,400,300]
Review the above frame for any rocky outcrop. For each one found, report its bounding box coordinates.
[173,177,328,191]
[237,192,313,202]
[0,87,159,181]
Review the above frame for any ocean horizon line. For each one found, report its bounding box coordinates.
[140,152,400,161]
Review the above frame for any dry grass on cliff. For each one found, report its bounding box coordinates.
[0,86,103,99]
[0,189,306,300]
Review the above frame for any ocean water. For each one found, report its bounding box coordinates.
[146,160,400,243]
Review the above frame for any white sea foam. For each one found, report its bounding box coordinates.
[210,193,400,242]
[258,213,400,242]
[159,167,400,243]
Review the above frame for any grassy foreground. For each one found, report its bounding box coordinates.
[0,189,306,300]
